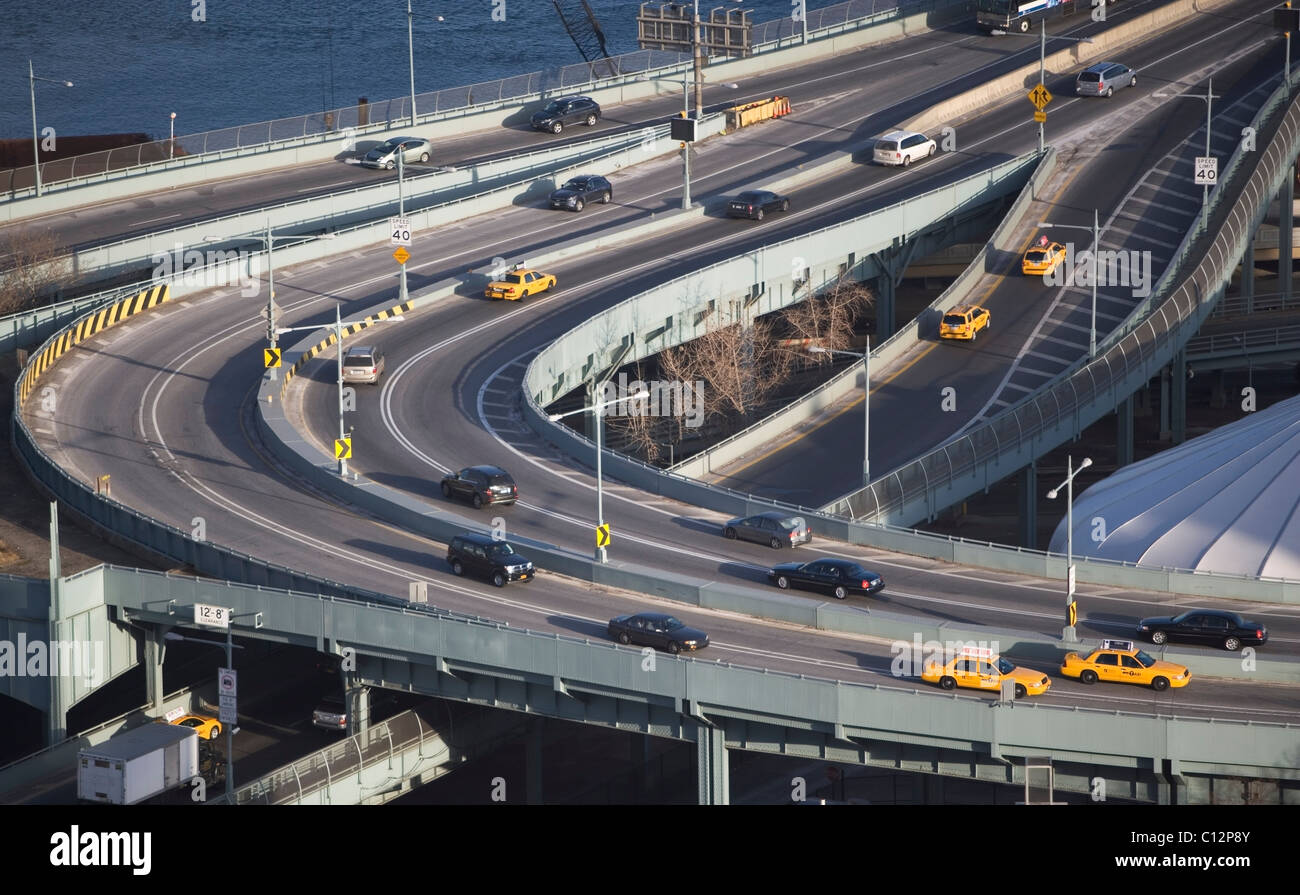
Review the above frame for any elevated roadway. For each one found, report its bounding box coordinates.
[9,0,1299,777]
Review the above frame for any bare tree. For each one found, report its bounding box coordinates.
[662,312,790,423]
[778,278,874,370]
[0,228,73,315]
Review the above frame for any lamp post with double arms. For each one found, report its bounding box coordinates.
[406,2,445,127]
[1039,210,1104,358]
[809,341,871,486]
[276,306,406,476]
[1047,455,1092,643]
[549,388,648,563]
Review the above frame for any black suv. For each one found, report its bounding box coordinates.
[549,174,613,212]
[447,533,535,587]
[530,96,601,134]
[440,465,518,508]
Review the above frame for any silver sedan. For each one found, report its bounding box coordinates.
[360,136,432,169]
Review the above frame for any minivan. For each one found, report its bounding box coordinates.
[1076,62,1136,97]
[342,346,386,385]
[447,533,535,587]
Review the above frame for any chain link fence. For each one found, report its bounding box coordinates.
[3,0,929,195]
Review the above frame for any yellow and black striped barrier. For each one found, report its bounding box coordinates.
[18,284,170,407]
[279,297,417,399]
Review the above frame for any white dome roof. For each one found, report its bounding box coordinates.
[1048,393,1300,579]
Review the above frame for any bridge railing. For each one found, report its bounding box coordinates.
[0,0,945,197]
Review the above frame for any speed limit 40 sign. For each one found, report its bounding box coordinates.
[389,217,412,246]
[1194,156,1218,185]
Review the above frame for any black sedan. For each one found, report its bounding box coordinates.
[768,558,883,600]
[607,612,709,654]
[1137,609,1268,651]
[549,174,613,212]
[726,190,790,221]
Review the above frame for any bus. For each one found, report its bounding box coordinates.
[976,0,1108,33]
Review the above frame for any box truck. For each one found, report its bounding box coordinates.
[77,722,200,805]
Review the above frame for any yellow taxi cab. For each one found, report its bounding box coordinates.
[485,265,556,300]
[1022,238,1067,276]
[168,713,223,740]
[920,646,1051,698]
[939,305,990,340]
[1060,639,1190,691]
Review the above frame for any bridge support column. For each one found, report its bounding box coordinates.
[1280,171,1294,306]
[695,723,728,805]
[1116,395,1134,468]
[1170,349,1188,445]
[1018,461,1037,549]
[1158,368,1170,441]
[346,684,370,736]
[874,272,896,340]
[1242,229,1255,314]
[143,626,171,714]
[526,717,544,805]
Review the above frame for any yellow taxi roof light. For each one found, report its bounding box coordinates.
[1101,639,1135,651]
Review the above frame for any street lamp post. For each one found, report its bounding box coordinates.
[397,152,409,303]
[169,112,176,159]
[1047,455,1092,642]
[988,25,1091,153]
[28,60,73,198]
[691,1,744,127]
[1039,209,1103,358]
[406,3,445,127]
[809,340,871,486]
[276,307,406,476]
[205,226,337,380]
[1154,79,1217,232]
[549,388,649,563]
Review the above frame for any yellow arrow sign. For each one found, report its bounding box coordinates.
[596,523,611,548]
[264,347,282,368]
[393,247,411,265]
[335,437,352,460]
[1033,110,1047,123]
[1028,83,1052,111]
[1067,600,1078,628]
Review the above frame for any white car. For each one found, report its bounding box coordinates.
[873,130,936,167]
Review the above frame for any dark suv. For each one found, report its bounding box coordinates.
[548,174,613,212]
[530,96,601,134]
[440,465,518,508]
[447,533,535,587]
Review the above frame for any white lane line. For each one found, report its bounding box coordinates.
[134,213,181,226]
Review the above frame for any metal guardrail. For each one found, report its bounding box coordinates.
[827,75,1300,524]
[1212,290,1300,317]
[1185,324,1300,355]
[0,0,943,199]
